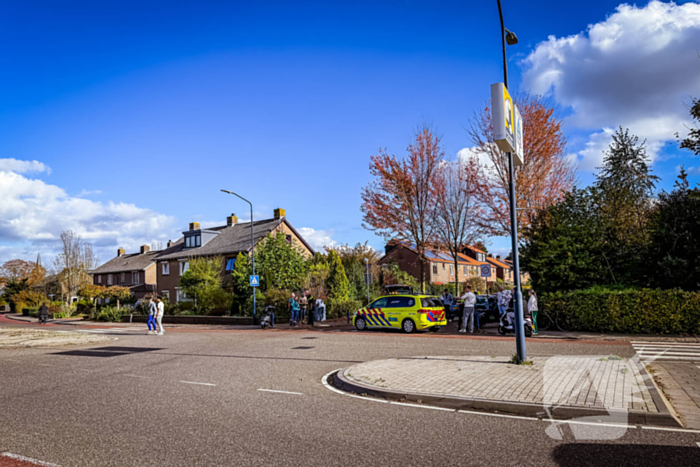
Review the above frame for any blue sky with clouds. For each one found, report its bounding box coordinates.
[1,0,699,264]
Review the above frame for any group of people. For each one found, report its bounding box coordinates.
[145,296,165,335]
[440,284,539,334]
[288,290,326,327]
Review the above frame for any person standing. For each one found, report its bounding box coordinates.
[147,298,157,335]
[528,289,538,334]
[298,294,308,324]
[288,293,300,327]
[459,286,477,333]
[315,296,326,322]
[440,289,453,321]
[497,286,510,318]
[155,296,165,336]
[38,303,48,325]
[305,289,315,326]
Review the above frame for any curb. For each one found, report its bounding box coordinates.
[331,368,680,427]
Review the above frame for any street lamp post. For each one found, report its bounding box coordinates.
[221,189,256,324]
[496,0,526,362]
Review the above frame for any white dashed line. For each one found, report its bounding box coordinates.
[124,374,148,378]
[257,389,303,395]
[1,452,60,467]
[180,381,216,386]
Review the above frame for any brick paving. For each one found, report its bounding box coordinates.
[343,356,660,413]
[650,362,700,428]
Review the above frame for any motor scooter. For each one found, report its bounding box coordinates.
[260,305,276,329]
[497,308,533,337]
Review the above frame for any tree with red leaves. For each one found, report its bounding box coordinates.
[469,94,575,238]
[434,156,488,295]
[361,127,444,292]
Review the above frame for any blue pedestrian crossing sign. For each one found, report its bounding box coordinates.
[250,275,259,287]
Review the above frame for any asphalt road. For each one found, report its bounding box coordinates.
[1,323,699,466]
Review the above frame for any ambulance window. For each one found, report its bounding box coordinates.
[370,298,388,308]
[387,297,414,308]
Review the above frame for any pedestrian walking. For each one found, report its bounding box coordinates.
[155,296,165,336]
[528,289,538,334]
[459,285,476,333]
[288,293,300,327]
[497,286,510,317]
[147,298,157,335]
[305,289,315,326]
[298,294,308,324]
[440,289,453,321]
[38,303,48,325]
[315,296,326,322]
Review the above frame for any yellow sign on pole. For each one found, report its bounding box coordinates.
[491,82,524,166]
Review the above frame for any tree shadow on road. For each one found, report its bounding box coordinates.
[552,443,700,466]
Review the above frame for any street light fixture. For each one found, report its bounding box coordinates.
[496,0,527,362]
[220,189,257,324]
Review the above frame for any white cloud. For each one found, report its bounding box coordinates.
[0,158,50,174]
[0,161,175,264]
[297,227,337,251]
[522,1,700,170]
[683,165,700,175]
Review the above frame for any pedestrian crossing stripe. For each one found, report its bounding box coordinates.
[632,342,700,362]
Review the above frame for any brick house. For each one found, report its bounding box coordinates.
[154,209,314,303]
[379,241,497,286]
[90,245,159,301]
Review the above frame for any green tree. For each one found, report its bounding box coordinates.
[3,278,30,312]
[180,257,223,311]
[679,98,700,156]
[648,168,700,290]
[326,250,350,300]
[256,232,308,291]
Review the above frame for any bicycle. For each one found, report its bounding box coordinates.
[535,309,571,332]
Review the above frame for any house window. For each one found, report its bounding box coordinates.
[442,263,445,269]
[463,265,467,275]
[286,235,292,244]
[185,235,201,248]
[180,261,189,276]
[185,236,191,248]
[449,265,454,276]
[225,258,236,272]
[107,274,113,285]
[195,235,201,247]
[162,263,170,275]
[120,273,125,283]
[161,291,170,303]
[97,275,102,284]
[176,288,188,302]
[132,272,139,284]
[432,263,437,274]
[477,253,485,262]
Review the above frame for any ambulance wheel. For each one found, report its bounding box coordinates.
[402,319,416,334]
[355,317,367,331]
[524,325,532,338]
[498,325,507,335]
[429,326,440,332]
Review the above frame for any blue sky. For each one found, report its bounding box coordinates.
[1,0,699,264]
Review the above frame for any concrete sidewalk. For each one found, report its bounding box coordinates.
[332,355,680,427]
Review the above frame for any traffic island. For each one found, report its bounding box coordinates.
[332,355,680,427]
[0,328,113,347]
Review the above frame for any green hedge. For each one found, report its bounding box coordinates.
[327,298,362,319]
[542,288,700,334]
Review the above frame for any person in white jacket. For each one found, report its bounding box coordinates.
[459,285,477,333]
[155,296,165,336]
[528,290,538,334]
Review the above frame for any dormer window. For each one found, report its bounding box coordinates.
[185,235,201,249]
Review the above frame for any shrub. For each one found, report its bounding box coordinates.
[94,306,125,322]
[264,288,292,318]
[327,298,362,320]
[542,288,700,334]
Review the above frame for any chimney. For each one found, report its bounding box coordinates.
[496,255,501,260]
[117,248,125,257]
[189,222,200,231]
[274,208,286,220]
[140,245,150,254]
[167,240,173,248]
[227,214,239,227]
[488,253,493,258]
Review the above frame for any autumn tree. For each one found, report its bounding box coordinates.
[434,156,487,296]
[53,230,99,302]
[469,94,575,238]
[1,259,37,283]
[361,127,444,292]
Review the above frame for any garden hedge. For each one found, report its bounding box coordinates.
[542,288,700,335]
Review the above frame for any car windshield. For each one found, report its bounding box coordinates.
[476,296,487,304]
[421,297,442,308]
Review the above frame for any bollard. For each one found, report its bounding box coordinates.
[130,313,133,323]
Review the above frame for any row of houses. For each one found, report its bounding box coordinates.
[378,240,528,288]
[90,209,315,303]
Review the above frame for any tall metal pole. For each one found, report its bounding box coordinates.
[497,0,526,362]
[221,190,256,324]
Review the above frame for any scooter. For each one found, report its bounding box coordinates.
[498,309,533,337]
[260,305,276,330]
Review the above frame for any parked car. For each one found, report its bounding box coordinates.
[353,294,447,333]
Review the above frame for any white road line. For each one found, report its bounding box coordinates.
[457,410,539,421]
[180,381,216,386]
[321,370,388,403]
[124,374,148,378]
[0,452,60,467]
[543,419,635,429]
[257,389,303,396]
[641,426,700,434]
[390,401,454,411]
[636,351,700,356]
[637,355,700,361]
[631,341,700,345]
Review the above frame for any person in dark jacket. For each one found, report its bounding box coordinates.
[305,289,315,326]
[38,303,49,325]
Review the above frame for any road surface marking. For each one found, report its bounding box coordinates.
[124,374,148,378]
[321,370,388,402]
[390,401,454,411]
[543,419,634,428]
[641,426,700,433]
[257,389,303,396]
[0,452,60,467]
[458,410,539,421]
[180,381,216,386]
